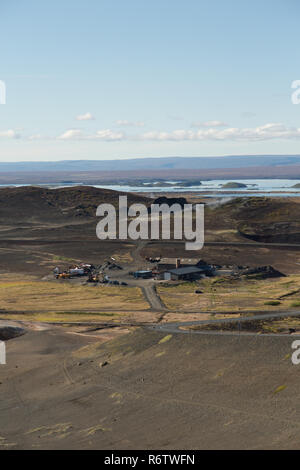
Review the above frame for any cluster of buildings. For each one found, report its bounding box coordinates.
[134,258,215,282]
[133,259,283,283]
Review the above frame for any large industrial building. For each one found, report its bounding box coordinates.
[163,266,205,281]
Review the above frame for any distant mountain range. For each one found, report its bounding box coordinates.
[1,155,300,172]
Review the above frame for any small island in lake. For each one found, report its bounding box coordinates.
[221,182,247,189]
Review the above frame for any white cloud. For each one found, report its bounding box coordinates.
[0,129,21,139]
[115,120,145,127]
[11,122,300,143]
[191,120,228,128]
[58,129,84,140]
[58,128,125,141]
[76,112,95,121]
[94,129,125,140]
[139,123,300,141]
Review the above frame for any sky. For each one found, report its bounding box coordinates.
[0,0,300,161]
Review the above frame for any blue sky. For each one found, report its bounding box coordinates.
[0,0,299,161]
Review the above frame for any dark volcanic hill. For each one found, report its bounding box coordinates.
[0,186,152,244]
[0,186,299,245]
[0,185,151,223]
[206,197,300,243]
[0,188,299,276]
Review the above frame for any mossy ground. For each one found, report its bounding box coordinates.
[157,275,300,313]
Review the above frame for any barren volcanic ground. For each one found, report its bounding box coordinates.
[1,186,300,449]
[1,324,300,449]
[0,186,299,275]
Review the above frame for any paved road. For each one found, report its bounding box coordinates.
[2,309,300,339]
[148,309,300,337]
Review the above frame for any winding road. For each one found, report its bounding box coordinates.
[148,309,300,336]
[126,240,300,335]
[3,240,300,338]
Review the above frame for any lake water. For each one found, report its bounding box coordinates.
[92,179,300,196]
[2,179,300,197]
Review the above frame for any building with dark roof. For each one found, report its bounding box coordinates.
[164,266,205,281]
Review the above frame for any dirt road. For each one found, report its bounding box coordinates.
[142,285,167,311]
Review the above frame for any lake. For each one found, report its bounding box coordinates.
[2,179,300,197]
